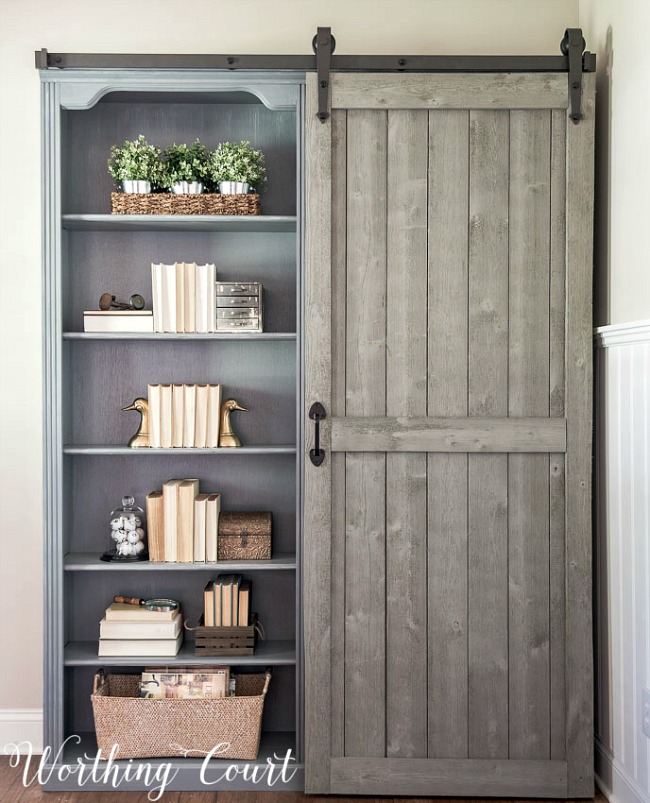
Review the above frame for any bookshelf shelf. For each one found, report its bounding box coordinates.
[63,332,297,341]
[62,213,297,233]
[65,639,297,666]
[64,552,297,571]
[63,444,296,455]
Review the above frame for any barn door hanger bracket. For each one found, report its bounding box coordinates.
[313,27,335,123]
[561,28,587,124]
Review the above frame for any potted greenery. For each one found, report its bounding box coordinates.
[161,139,210,194]
[209,141,266,194]
[107,135,164,193]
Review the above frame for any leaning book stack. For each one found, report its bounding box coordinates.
[98,602,183,657]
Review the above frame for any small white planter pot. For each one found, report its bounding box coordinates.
[122,180,151,194]
[219,181,251,195]
[171,181,204,195]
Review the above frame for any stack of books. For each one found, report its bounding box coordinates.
[140,666,230,699]
[146,480,221,563]
[98,602,183,657]
[203,574,251,627]
[147,383,222,448]
[151,262,216,333]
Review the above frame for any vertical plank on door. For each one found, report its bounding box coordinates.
[304,72,333,793]
[330,109,347,758]
[549,107,567,762]
[385,109,428,759]
[427,109,470,759]
[344,109,388,758]
[565,72,596,797]
[467,109,509,760]
[508,109,551,760]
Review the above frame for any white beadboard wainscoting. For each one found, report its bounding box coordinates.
[595,320,650,803]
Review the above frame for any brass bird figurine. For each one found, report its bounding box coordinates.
[121,398,150,448]
[219,398,248,447]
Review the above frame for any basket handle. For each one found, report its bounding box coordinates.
[93,668,106,694]
[262,669,272,697]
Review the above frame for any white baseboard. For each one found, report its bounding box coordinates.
[0,709,43,754]
[595,738,650,803]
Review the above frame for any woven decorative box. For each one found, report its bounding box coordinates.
[110,192,261,216]
[218,512,272,560]
[92,669,271,760]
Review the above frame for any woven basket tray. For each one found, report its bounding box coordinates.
[92,669,270,760]
[110,192,260,216]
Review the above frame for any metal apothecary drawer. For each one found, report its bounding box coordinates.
[216,282,263,332]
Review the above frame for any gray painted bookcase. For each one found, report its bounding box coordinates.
[41,68,305,791]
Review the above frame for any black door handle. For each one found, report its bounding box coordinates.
[309,402,326,466]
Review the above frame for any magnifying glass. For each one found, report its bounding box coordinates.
[114,595,179,612]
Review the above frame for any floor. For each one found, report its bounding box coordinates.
[0,760,609,803]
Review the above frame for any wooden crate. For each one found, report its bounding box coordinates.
[190,616,257,656]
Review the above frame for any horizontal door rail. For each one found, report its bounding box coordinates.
[331,416,566,453]
[35,52,595,74]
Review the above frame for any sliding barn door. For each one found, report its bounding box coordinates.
[304,72,594,797]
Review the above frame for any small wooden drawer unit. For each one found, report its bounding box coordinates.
[216,282,263,332]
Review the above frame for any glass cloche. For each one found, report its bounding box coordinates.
[102,495,148,562]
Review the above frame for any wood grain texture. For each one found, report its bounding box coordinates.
[330,108,347,760]
[467,109,509,759]
[330,757,568,797]
[508,109,551,760]
[385,109,428,759]
[332,416,566,453]
[344,108,387,758]
[549,108,568,762]
[304,71,333,793]
[331,73,568,111]
[427,109,469,759]
[564,72,596,797]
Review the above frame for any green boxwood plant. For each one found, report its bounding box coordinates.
[161,139,211,187]
[107,135,164,188]
[209,140,266,189]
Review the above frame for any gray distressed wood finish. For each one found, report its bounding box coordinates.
[42,69,304,792]
[305,71,594,797]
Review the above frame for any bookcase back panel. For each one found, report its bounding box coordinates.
[65,340,296,445]
[64,230,297,333]
[66,453,296,554]
[64,100,296,215]
[67,665,296,735]
[67,570,296,641]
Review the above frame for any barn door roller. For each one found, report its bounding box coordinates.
[313,27,335,123]
[561,28,587,124]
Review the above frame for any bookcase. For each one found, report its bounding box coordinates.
[41,70,304,791]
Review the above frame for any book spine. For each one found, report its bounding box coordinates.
[194,384,209,449]
[206,384,221,448]
[160,384,173,448]
[208,263,216,333]
[162,480,180,562]
[148,384,161,449]
[183,384,197,448]
[171,384,184,448]
[175,262,185,333]
[161,263,177,333]
[151,263,163,333]
[145,491,164,562]
[184,262,197,333]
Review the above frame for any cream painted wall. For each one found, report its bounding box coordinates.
[581,0,650,326]
[0,0,577,717]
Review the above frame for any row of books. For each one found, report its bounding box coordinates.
[98,601,183,657]
[203,574,251,627]
[148,383,222,448]
[146,480,221,563]
[140,666,232,699]
[151,262,217,333]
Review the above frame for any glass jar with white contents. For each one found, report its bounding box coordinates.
[102,495,148,562]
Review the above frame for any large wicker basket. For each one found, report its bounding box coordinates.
[91,669,271,760]
[110,192,261,216]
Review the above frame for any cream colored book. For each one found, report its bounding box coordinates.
[183,384,197,447]
[98,632,182,657]
[195,263,209,333]
[203,581,214,626]
[194,493,209,562]
[172,384,184,448]
[147,384,161,448]
[183,262,197,333]
[146,491,164,562]
[206,384,222,448]
[175,262,185,333]
[208,263,216,332]
[105,603,180,623]
[160,384,173,448]
[83,311,153,333]
[194,384,209,448]
[161,263,177,333]
[177,478,199,563]
[205,493,221,563]
[163,479,184,562]
[151,263,163,333]
[99,616,182,639]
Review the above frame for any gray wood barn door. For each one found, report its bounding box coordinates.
[304,71,594,797]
